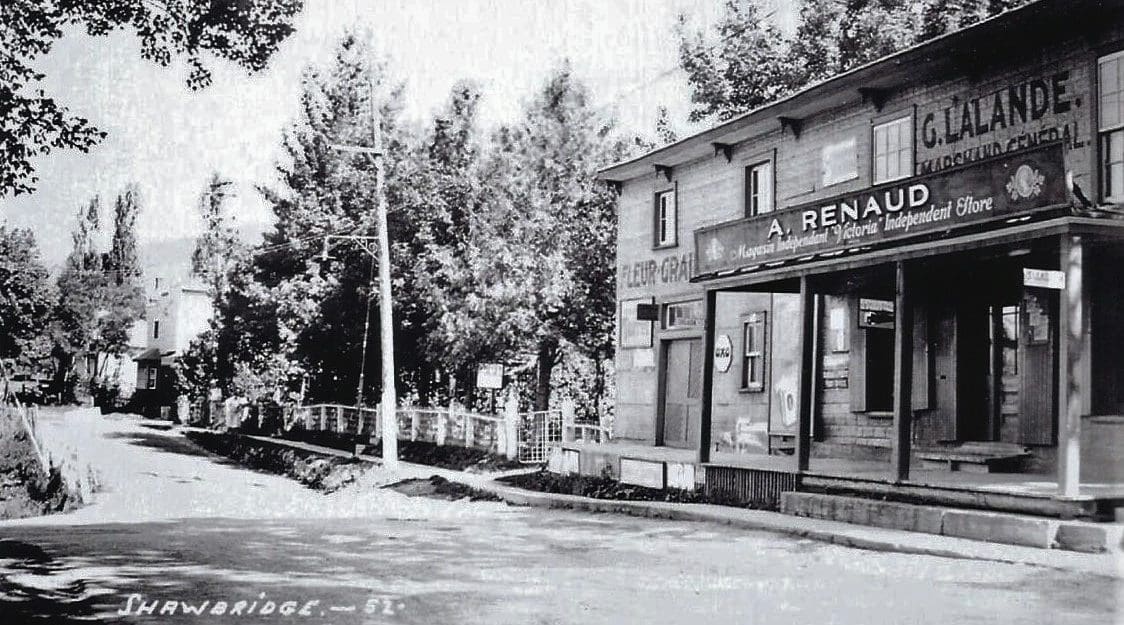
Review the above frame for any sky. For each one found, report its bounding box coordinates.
[0,0,797,276]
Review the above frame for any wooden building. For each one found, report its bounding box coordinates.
[592,0,1124,511]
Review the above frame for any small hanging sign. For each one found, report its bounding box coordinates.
[714,334,733,373]
[1023,268,1066,290]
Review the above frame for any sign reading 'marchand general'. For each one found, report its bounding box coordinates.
[694,143,1067,277]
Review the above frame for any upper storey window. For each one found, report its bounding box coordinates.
[745,161,774,216]
[654,188,677,248]
[1100,52,1124,202]
[872,116,913,184]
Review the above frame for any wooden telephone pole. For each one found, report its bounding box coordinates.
[326,81,398,472]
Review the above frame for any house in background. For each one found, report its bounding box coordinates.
[132,278,212,418]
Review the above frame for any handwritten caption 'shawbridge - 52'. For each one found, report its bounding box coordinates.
[116,593,405,618]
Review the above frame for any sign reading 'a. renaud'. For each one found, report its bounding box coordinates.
[694,143,1067,277]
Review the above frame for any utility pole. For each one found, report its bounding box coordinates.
[326,81,398,472]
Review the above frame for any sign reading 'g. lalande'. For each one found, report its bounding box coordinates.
[694,143,1067,276]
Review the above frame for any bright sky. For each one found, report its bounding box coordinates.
[0,0,796,274]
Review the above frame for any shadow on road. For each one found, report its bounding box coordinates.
[103,431,220,459]
[0,538,98,622]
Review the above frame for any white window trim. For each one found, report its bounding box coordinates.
[872,115,913,185]
[746,160,774,216]
[663,299,703,331]
[741,312,767,392]
[1098,51,1124,202]
[654,188,677,248]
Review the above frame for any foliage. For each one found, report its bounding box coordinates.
[677,0,1035,123]
[0,226,54,364]
[50,188,145,400]
[677,0,798,123]
[197,32,409,406]
[191,173,245,296]
[416,64,628,410]
[0,0,304,196]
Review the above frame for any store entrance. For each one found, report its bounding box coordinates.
[932,294,1021,443]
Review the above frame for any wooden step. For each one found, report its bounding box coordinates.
[916,442,1031,473]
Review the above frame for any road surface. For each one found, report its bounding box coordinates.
[0,410,1119,624]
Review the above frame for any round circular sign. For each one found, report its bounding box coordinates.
[713,334,733,373]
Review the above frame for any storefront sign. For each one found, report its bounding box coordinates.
[695,143,1066,277]
[619,252,694,290]
[476,363,504,389]
[917,71,1085,175]
[1023,268,1066,290]
[713,334,733,372]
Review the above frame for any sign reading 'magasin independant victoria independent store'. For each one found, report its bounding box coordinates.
[694,142,1068,277]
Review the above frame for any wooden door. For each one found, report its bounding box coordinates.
[1020,290,1057,445]
[662,339,702,449]
[931,306,959,441]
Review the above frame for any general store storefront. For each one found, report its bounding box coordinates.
[684,142,1124,512]
[570,0,1124,519]
[575,142,1124,518]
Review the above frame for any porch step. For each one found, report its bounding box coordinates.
[780,492,1122,553]
[915,442,1031,473]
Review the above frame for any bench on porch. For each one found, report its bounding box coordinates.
[916,442,1031,473]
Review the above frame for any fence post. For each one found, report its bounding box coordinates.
[502,391,519,461]
[437,405,448,446]
[561,398,575,443]
[336,405,344,433]
[464,413,474,449]
[409,407,419,441]
[319,405,327,431]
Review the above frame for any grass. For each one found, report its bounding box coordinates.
[499,469,779,510]
[0,415,78,519]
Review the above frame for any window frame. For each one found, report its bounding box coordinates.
[653,187,678,249]
[1099,51,1124,203]
[740,311,767,392]
[663,299,704,331]
[152,319,161,339]
[871,115,913,185]
[745,160,774,217]
[146,366,157,390]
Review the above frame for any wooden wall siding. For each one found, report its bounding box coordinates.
[711,292,772,455]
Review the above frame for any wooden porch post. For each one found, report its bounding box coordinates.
[698,288,717,464]
[1058,235,1084,498]
[891,261,914,483]
[795,276,816,472]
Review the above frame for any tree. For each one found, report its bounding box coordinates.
[0,0,304,196]
[50,187,145,400]
[676,0,798,122]
[191,173,244,297]
[200,31,412,407]
[788,0,921,87]
[677,0,1034,123]
[0,226,54,363]
[427,64,628,411]
[98,185,146,368]
[51,198,105,398]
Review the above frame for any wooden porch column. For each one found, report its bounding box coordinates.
[698,288,717,464]
[1058,235,1084,498]
[891,261,914,483]
[795,276,816,472]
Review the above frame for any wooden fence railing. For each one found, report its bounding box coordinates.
[201,396,610,464]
